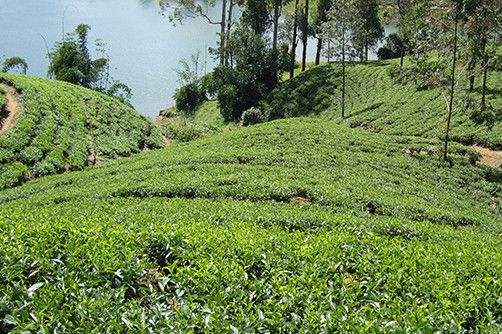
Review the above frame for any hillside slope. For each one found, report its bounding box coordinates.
[0,73,164,190]
[0,118,500,332]
[265,60,502,149]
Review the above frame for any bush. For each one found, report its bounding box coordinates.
[174,81,207,117]
[241,107,269,126]
[377,33,403,60]
[377,46,396,60]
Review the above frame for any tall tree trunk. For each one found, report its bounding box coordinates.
[224,0,234,66]
[315,37,322,65]
[327,39,331,63]
[400,44,405,68]
[273,3,281,53]
[301,0,309,72]
[443,16,458,161]
[341,30,346,119]
[364,43,369,62]
[481,55,488,112]
[467,56,476,92]
[290,0,300,78]
[397,0,405,69]
[219,0,227,66]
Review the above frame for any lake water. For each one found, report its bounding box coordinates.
[0,0,396,118]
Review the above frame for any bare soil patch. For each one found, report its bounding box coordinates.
[161,134,171,147]
[289,197,312,206]
[472,145,502,168]
[0,83,22,135]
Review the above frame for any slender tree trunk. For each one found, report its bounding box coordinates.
[290,0,300,78]
[364,43,369,62]
[467,56,476,92]
[341,31,346,119]
[327,39,331,63]
[443,16,458,161]
[273,3,280,53]
[397,0,406,69]
[219,0,227,66]
[315,37,322,65]
[301,0,309,72]
[481,55,488,112]
[225,0,234,66]
[400,44,405,68]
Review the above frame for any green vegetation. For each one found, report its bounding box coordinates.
[1,57,28,75]
[263,59,502,149]
[0,87,6,111]
[0,118,500,332]
[0,73,163,190]
[49,24,132,103]
[158,101,236,142]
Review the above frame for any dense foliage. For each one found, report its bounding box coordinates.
[212,24,282,122]
[0,118,500,332]
[0,73,163,190]
[377,33,405,60]
[174,81,208,117]
[0,87,6,112]
[48,24,132,103]
[1,57,28,75]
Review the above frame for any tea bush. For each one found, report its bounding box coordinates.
[263,60,502,149]
[0,118,500,332]
[0,74,164,190]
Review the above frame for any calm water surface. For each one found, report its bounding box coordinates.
[0,0,396,118]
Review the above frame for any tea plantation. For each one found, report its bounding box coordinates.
[0,73,164,190]
[0,118,500,332]
[265,59,502,149]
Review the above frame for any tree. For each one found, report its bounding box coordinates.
[443,2,462,161]
[289,0,300,78]
[2,57,28,74]
[213,23,280,121]
[464,0,501,110]
[312,0,332,65]
[396,0,412,68]
[301,0,310,72]
[48,24,132,102]
[159,0,230,65]
[173,50,208,116]
[242,0,271,34]
[321,0,359,118]
[352,0,384,62]
[49,24,105,87]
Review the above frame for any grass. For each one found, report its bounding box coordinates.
[264,59,502,149]
[0,117,500,332]
[157,100,237,143]
[0,73,164,190]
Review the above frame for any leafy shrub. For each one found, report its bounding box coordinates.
[0,162,27,189]
[377,33,404,60]
[174,81,207,117]
[161,118,215,142]
[242,107,269,126]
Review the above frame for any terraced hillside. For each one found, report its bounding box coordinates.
[0,118,500,332]
[265,60,502,149]
[0,73,164,190]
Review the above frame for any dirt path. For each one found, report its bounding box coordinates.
[161,134,171,147]
[0,83,22,135]
[472,145,502,168]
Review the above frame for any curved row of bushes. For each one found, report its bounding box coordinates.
[0,73,164,190]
